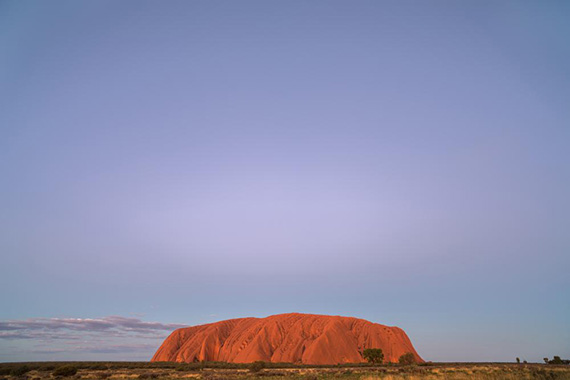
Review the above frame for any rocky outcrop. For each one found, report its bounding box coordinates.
[152,313,423,364]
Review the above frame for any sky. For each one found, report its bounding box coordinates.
[1,0,569,363]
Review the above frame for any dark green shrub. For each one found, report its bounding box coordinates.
[249,361,266,373]
[363,348,384,364]
[398,352,416,365]
[53,365,78,377]
[137,373,158,379]
[0,367,11,376]
[10,365,31,376]
[88,363,109,370]
[545,356,570,365]
[176,363,198,371]
[551,356,563,365]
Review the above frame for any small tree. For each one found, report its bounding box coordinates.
[516,357,520,364]
[551,356,564,365]
[544,358,549,364]
[362,348,384,364]
[398,352,416,365]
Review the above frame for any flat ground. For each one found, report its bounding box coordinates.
[1,362,570,380]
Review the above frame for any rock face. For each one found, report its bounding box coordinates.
[152,313,423,365]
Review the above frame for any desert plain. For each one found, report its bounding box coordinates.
[2,361,570,380]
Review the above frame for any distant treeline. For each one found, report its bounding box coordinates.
[544,357,570,365]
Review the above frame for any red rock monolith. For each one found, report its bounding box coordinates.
[152,313,423,364]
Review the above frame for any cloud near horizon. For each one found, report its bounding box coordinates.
[0,316,186,335]
[0,316,186,362]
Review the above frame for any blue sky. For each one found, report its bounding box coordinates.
[1,0,569,362]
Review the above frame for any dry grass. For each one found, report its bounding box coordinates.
[1,363,569,380]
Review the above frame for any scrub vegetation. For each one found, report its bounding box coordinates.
[1,362,570,380]
[362,349,384,365]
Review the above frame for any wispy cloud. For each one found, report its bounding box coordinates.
[0,316,187,361]
[28,343,158,355]
[0,316,186,336]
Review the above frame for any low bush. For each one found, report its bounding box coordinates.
[175,363,192,371]
[10,365,31,376]
[87,363,109,370]
[249,361,266,373]
[137,373,158,379]
[53,365,78,377]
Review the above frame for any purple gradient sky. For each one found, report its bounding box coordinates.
[1,0,569,362]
